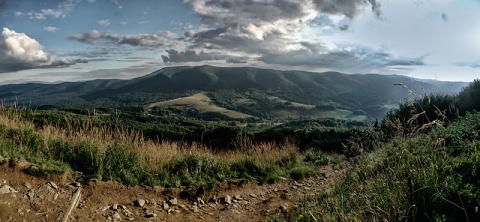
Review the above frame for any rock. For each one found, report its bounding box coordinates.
[100,205,111,212]
[16,161,32,169]
[222,195,232,205]
[72,182,81,187]
[279,204,288,212]
[208,196,217,203]
[249,193,257,198]
[0,185,18,195]
[162,202,169,210]
[48,182,58,189]
[112,212,122,221]
[197,197,205,205]
[112,204,118,210]
[145,213,157,218]
[23,182,32,189]
[174,210,181,214]
[26,190,35,199]
[234,195,242,200]
[134,199,146,207]
[168,198,178,206]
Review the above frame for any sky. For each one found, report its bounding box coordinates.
[0,0,479,84]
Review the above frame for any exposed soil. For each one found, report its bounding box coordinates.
[0,158,347,222]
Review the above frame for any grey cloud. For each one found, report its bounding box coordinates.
[260,45,424,73]
[339,24,350,31]
[161,49,222,63]
[0,1,8,11]
[161,49,248,64]
[300,41,327,54]
[69,30,179,49]
[226,58,247,64]
[313,0,382,19]
[441,13,449,23]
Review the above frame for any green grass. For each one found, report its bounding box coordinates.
[0,107,321,192]
[280,112,480,221]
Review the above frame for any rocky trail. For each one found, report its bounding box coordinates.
[0,158,347,222]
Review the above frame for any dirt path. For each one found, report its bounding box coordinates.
[0,160,347,222]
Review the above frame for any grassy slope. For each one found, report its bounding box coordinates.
[284,112,480,221]
[147,92,251,119]
[0,108,327,191]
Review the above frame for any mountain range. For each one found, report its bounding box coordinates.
[0,66,468,120]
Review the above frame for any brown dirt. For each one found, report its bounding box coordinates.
[0,159,347,222]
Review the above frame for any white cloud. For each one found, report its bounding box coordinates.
[43,26,60,32]
[24,0,79,20]
[138,20,151,25]
[14,11,25,17]
[0,28,86,73]
[87,0,95,3]
[98,19,111,27]
[119,21,127,25]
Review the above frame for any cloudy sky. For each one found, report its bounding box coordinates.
[0,0,479,84]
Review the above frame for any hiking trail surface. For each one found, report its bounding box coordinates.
[0,158,347,222]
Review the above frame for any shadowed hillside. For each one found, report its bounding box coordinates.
[0,66,467,119]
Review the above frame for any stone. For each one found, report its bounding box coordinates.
[208,196,217,203]
[134,199,146,207]
[112,212,122,221]
[0,185,18,195]
[234,195,242,200]
[112,204,118,210]
[168,198,178,206]
[100,205,111,212]
[23,182,32,189]
[174,210,181,214]
[145,213,157,218]
[48,182,58,189]
[197,197,205,205]
[249,193,257,198]
[162,203,169,210]
[223,195,232,204]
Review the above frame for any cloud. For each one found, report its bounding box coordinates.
[441,12,449,23]
[0,28,86,73]
[26,0,79,20]
[138,20,151,25]
[87,0,95,3]
[0,1,8,11]
[111,0,123,9]
[68,30,179,49]
[161,49,223,63]
[119,21,127,25]
[14,11,25,17]
[174,0,384,66]
[43,26,60,32]
[259,44,425,73]
[98,19,111,27]
[312,0,382,18]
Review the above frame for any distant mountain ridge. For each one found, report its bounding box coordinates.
[0,65,468,119]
